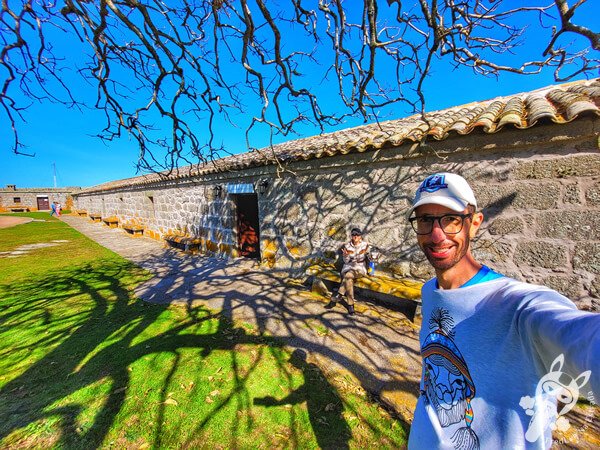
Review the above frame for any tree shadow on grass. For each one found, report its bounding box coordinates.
[61,174,427,441]
[133,252,416,444]
[254,349,351,450]
[0,258,362,449]
[0,260,167,447]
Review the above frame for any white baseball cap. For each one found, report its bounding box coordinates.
[406,173,477,218]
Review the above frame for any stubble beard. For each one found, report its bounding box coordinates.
[423,233,471,272]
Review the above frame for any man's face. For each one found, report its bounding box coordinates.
[351,233,362,245]
[414,204,482,271]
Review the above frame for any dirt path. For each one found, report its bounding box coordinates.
[0,216,33,229]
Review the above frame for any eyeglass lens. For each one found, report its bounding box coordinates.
[411,214,467,235]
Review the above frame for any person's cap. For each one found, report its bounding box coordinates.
[350,227,362,236]
[406,173,477,218]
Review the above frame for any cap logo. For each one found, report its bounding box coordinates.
[419,174,448,193]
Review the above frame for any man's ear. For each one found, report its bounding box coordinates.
[469,211,484,238]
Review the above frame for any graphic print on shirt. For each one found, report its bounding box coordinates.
[519,354,591,443]
[422,308,480,450]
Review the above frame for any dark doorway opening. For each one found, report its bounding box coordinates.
[235,193,260,259]
[37,196,50,210]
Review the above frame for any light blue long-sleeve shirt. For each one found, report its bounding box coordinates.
[408,276,599,449]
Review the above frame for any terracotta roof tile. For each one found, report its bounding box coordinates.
[79,78,600,194]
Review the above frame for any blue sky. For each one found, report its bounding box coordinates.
[1,2,598,189]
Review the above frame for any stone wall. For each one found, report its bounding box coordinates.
[73,118,600,309]
[0,186,79,212]
[76,182,239,252]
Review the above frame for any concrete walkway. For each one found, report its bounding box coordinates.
[61,215,422,423]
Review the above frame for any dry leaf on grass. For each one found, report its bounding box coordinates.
[180,381,195,392]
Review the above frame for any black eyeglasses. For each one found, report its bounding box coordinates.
[351,233,362,237]
[409,213,472,235]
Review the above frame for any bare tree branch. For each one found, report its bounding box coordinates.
[1,0,598,171]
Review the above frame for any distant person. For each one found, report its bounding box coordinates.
[326,228,371,315]
[56,203,62,217]
[50,202,57,217]
[405,172,599,449]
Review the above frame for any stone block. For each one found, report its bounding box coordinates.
[536,211,600,241]
[513,241,568,269]
[544,275,582,301]
[381,260,412,278]
[324,217,348,241]
[488,216,525,236]
[341,185,369,201]
[573,242,600,274]
[472,239,513,263]
[563,184,581,205]
[278,222,298,238]
[585,184,600,207]
[261,239,279,265]
[368,228,400,250]
[410,261,434,280]
[305,205,321,223]
[463,164,510,183]
[311,277,331,297]
[513,154,600,179]
[590,276,600,303]
[576,296,597,312]
[285,240,311,258]
[283,203,301,222]
[503,270,526,281]
[302,190,318,204]
[476,182,559,211]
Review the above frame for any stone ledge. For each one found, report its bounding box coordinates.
[8,206,30,212]
[102,216,119,228]
[122,223,145,237]
[306,264,423,320]
[306,264,422,301]
[163,234,202,252]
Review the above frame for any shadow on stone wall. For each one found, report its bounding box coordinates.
[259,165,430,280]
[74,146,600,305]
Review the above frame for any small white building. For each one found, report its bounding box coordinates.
[0,185,79,212]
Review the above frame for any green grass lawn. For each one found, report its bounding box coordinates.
[0,214,408,449]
